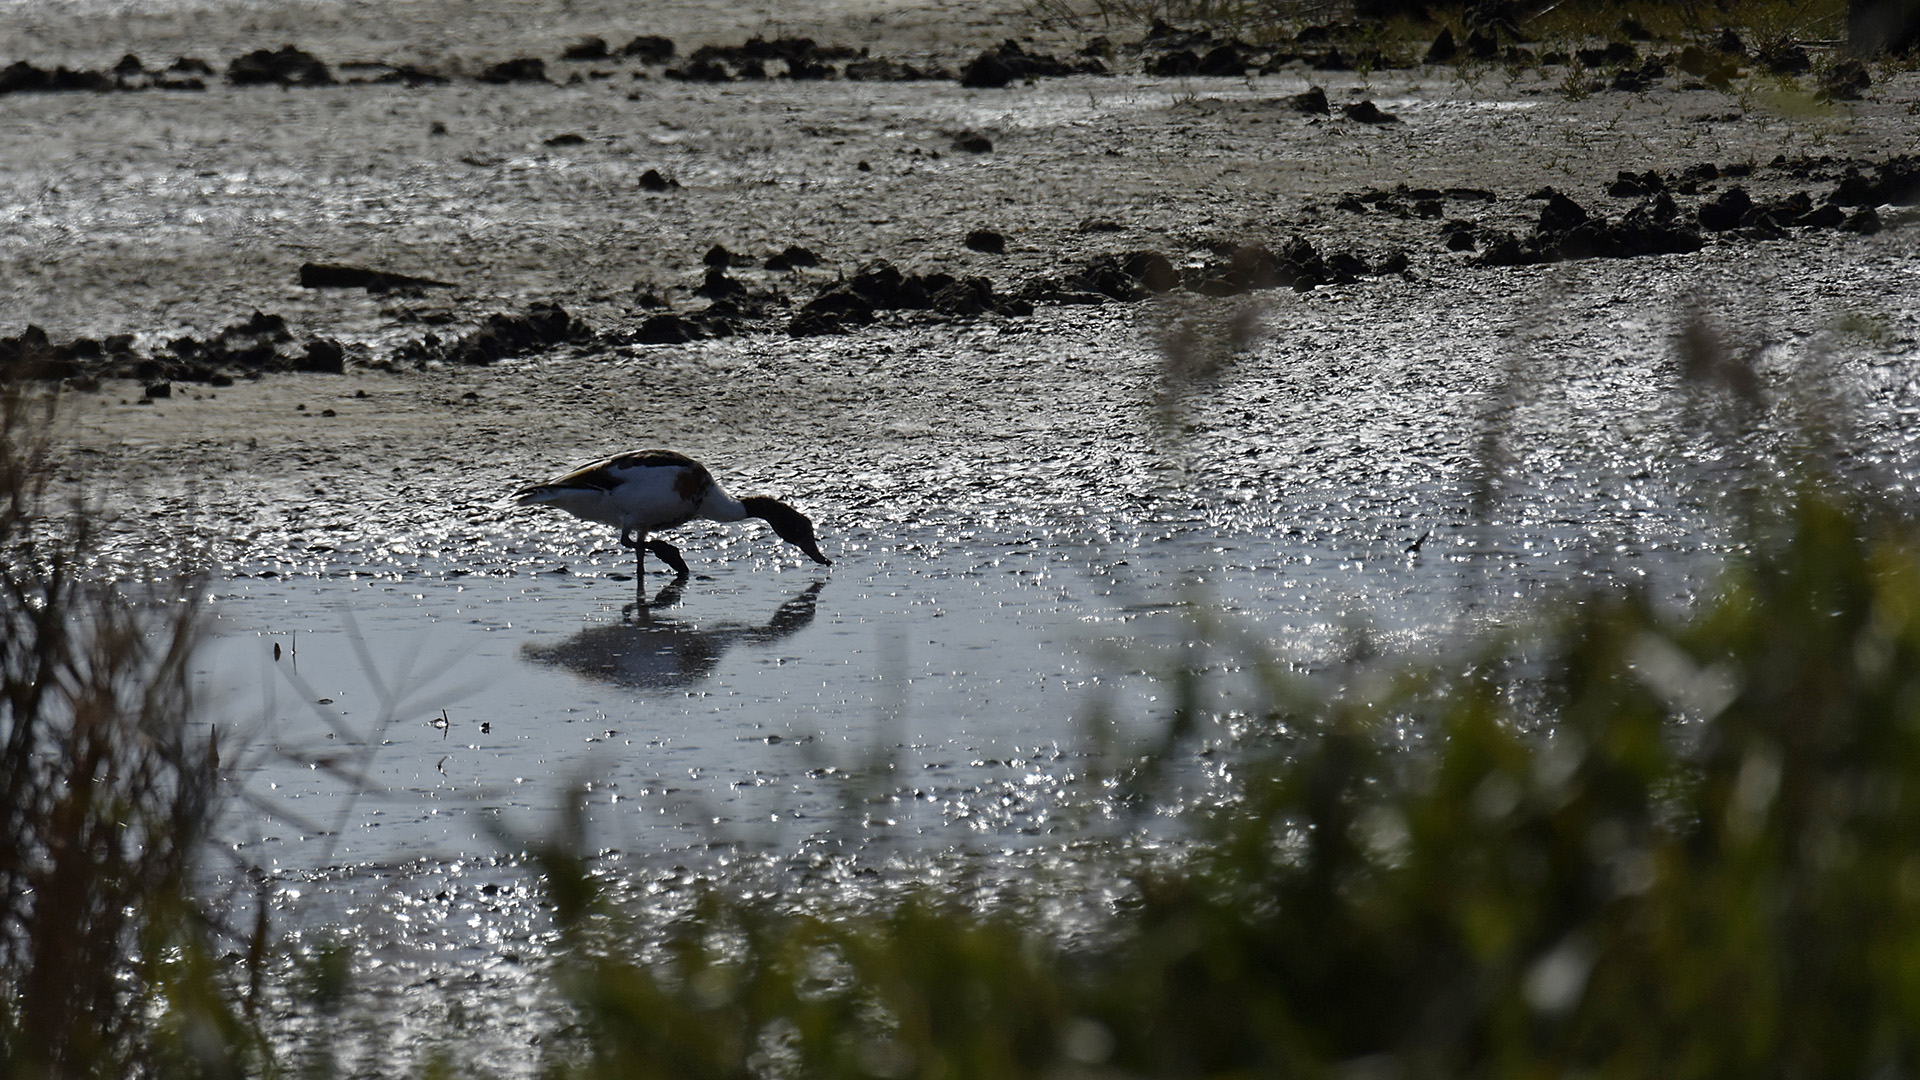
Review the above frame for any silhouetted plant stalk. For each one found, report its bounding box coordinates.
[0,386,256,1079]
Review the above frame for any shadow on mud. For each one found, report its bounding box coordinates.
[519,580,826,691]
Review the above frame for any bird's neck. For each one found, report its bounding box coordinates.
[702,489,748,522]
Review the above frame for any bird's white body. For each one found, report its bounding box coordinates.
[511,449,832,576]
[515,452,746,535]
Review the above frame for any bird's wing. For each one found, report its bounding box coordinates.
[513,456,624,498]
[603,449,701,471]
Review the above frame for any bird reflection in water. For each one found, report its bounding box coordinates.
[520,580,825,691]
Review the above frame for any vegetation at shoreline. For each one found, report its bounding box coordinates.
[0,387,255,1080]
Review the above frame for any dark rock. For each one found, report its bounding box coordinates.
[668,58,731,81]
[1604,42,1641,66]
[299,263,454,291]
[1698,186,1753,230]
[1425,27,1459,64]
[1841,207,1883,233]
[0,326,61,380]
[1324,250,1370,278]
[634,313,697,344]
[228,45,334,86]
[543,132,587,146]
[1444,223,1479,250]
[1819,58,1871,100]
[1608,170,1666,197]
[299,338,346,374]
[1341,100,1400,124]
[113,54,145,77]
[145,382,172,399]
[1677,45,1741,87]
[961,49,1015,87]
[1197,44,1249,76]
[445,303,579,365]
[1795,202,1847,228]
[624,35,676,63]
[562,37,610,61]
[1717,28,1747,55]
[639,168,679,191]
[1311,48,1352,71]
[844,57,934,81]
[764,245,821,271]
[1149,48,1200,77]
[0,60,112,94]
[847,262,929,308]
[1464,29,1499,61]
[703,244,738,268]
[1538,190,1590,231]
[1759,40,1811,74]
[1122,250,1178,292]
[695,268,746,299]
[1611,58,1665,91]
[965,229,1006,254]
[1475,233,1540,267]
[790,280,882,335]
[931,276,998,316]
[960,39,1097,87]
[787,308,856,337]
[368,65,448,86]
[952,132,993,153]
[476,58,547,84]
[1286,86,1330,114]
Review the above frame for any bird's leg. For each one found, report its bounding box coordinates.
[618,527,638,549]
[647,539,690,578]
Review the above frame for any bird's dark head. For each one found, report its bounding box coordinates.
[742,496,832,566]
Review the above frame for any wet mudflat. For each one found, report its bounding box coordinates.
[6,2,1920,1068]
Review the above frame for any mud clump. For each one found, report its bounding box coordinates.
[299,263,455,293]
[960,39,1104,88]
[1830,155,1920,207]
[1,54,209,94]
[1286,86,1330,114]
[1476,188,1702,266]
[561,37,611,62]
[2,312,356,384]
[764,245,820,271]
[1341,100,1400,124]
[444,302,582,364]
[476,58,548,84]
[788,261,1027,336]
[623,36,676,64]
[227,45,334,87]
[965,230,1007,254]
[664,37,864,82]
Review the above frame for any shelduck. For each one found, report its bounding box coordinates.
[510,450,831,577]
